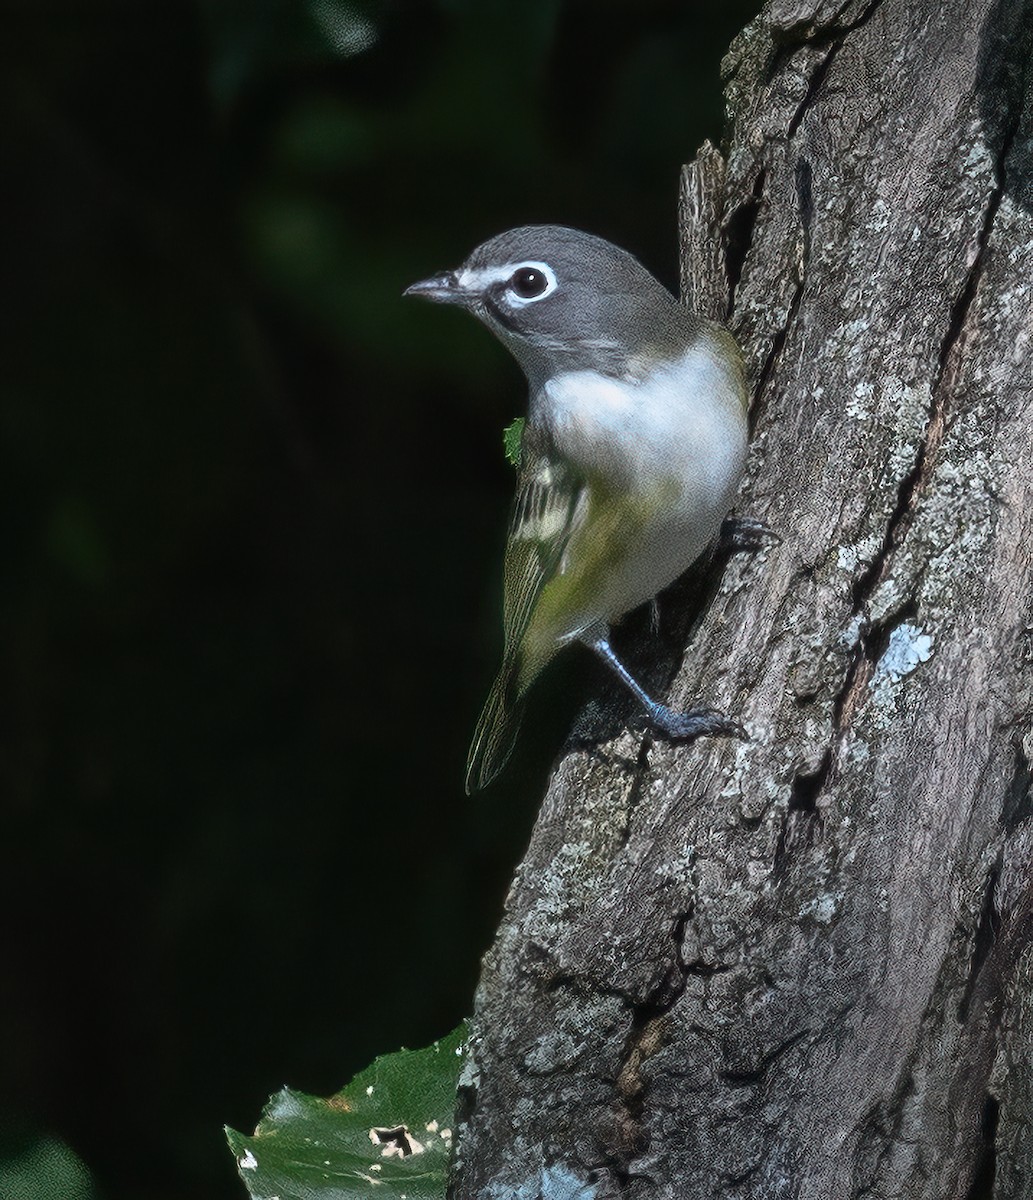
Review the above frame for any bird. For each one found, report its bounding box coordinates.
[405,225,751,793]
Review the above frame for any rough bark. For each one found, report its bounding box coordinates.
[451,1,1033,1197]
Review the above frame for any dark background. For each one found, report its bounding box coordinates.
[1,2,758,1197]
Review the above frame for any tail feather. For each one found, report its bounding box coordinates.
[465,661,525,794]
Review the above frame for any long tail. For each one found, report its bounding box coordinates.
[465,659,525,794]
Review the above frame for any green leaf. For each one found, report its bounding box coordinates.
[226,1023,468,1200]
[0,1134,95,1200]
[503,417,525,468]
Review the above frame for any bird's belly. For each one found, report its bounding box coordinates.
[584,480,726,624]
[526,448,740,663]
[591,396,746,616]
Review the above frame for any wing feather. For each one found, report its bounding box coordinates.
[501,451,586,660]
[465,444,587,792]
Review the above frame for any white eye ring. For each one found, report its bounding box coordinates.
[505,261,557,305]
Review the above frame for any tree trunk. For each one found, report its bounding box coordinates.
[450,0,1033,1196]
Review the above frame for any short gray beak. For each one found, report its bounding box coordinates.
[403,270,465,304]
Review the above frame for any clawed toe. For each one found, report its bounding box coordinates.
[718,515,781,554]
[645,704,747,743]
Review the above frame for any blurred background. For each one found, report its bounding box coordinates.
[2,2,758,1197]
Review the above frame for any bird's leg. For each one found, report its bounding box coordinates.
[717,515,781,554]
[586,635,746,742]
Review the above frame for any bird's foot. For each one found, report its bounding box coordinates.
[718,515,781,554]
[643,703,747,743]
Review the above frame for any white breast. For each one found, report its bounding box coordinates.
[539,344,748,622]
[542,345,746,516]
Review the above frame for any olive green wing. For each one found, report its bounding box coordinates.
[501,452,587,660]
[465,450,587,793]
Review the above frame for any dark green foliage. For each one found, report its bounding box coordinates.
[503,417,526,468]
[0,1133,95,1200]
[227,1025,467,1200]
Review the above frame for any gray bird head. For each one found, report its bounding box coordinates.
[405,225,700,385]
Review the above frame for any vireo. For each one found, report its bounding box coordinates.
[406,225,750,793]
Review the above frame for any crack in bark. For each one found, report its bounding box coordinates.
[599,914,694,1190]
[749,269,804,437]
[1002,735,1033,831]
[825,95,1020,754]
[745,161,811,435]
[763,0,888,136]
[727,7,888,424]
[763,0,881,88]
[958,864,1002,1024]
[859,47,1022,586]
[788,748,827,814]
[784,40,839,139]
[773,751,830,875]
[832,600,917,734]
[718,1027,811,1088]
[854,1069,919,1198]
[724,167,767,312]
[964,1094,1000,1200]
[616,737,654,854]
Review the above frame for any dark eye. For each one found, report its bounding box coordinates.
[510,266,550,299]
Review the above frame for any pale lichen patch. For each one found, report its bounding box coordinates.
[846,380,875,419]
[801,891,843,925]
[484,1163,600,1199]
[867,622,935,718]
[876,622,935,682]
[840,733,871,765]
[837,534,881,573]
